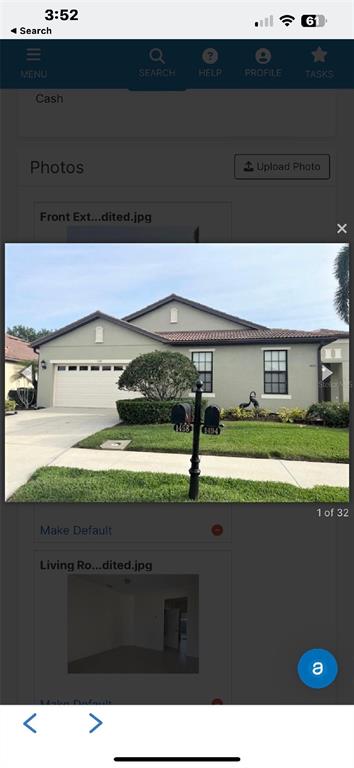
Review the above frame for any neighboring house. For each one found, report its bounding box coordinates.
[4,333,38,398]
[32,294,349,410]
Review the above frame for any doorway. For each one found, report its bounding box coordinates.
[323,364,332,402]
[164,597,188,653]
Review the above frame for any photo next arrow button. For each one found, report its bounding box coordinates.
[89,713,103,733]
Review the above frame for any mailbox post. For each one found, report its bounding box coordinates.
[189,379,203,500]
[171,379,223,500]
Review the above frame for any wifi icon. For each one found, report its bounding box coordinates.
[280,14,296,26]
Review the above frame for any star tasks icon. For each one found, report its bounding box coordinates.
[312,46,328,63]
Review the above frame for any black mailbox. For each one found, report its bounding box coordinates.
[204,405,221,428]
[202,405,222,435]
[171,402,193,426]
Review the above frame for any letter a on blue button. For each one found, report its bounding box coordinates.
[297,648,338,689]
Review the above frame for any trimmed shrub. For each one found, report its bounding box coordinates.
[278,407,307,424]
[253,407,277,420]
[306,402,349,428]
[240,409,256,420]
[220,406,248,420]
[118,351,198,400]
[5,399,16,412]
[220,406,273,421]
[219,402,349,427]
[117,397,208,425]
[220,407,238,420]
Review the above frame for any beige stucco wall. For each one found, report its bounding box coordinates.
[178,342,320,410]
[5,361,30,398]
[37,316,321,410]
[128,299,249,332]
[36,318,168,407]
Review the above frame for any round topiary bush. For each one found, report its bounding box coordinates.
[118,351,198,400]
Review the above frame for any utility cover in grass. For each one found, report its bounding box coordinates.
[100,440,131,450]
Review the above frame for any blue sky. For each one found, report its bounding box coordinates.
[5,243,347,331]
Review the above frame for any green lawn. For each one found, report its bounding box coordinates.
[77,421,349,463]
[9,466,349,503]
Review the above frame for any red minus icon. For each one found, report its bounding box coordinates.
[211,524,224,537]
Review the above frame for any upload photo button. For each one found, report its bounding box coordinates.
[297,648,338,689]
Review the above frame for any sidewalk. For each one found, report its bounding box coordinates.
[50,448,349,489]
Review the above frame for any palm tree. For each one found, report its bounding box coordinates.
[334,244,349,324]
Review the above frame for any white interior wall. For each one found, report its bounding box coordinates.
[68,577,134,662]
[68,577,199,661]
[133,594,165,652]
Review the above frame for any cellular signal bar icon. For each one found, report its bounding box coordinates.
[255,15,274,27]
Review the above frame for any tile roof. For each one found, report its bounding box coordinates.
[159,328,349,345]
[27,304,349,351]
[5,334,38,362]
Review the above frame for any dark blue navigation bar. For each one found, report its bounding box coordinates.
[1,40,353,89]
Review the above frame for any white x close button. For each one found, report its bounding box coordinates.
[337,223,348,234]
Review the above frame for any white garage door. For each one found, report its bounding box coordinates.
[53,363,137,408]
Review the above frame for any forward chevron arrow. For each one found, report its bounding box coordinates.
[89,713,103,733]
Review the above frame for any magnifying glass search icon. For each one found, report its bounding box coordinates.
[149,47,165,64]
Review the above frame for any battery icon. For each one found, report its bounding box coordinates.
[301,14,327,27]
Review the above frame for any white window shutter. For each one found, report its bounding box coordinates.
[170,307,178,324]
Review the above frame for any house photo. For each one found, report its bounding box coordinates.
[4,243,350,504]
[32,293,349,412]
[67,574,199,674]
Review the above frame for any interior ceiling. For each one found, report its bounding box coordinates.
[74,574,198,594]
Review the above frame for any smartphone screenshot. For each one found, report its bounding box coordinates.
[1,1,353,766]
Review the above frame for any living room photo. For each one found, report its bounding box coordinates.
[4,242,350,503]
[67,574,199,675]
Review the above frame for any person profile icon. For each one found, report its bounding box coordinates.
[255,48,272,64]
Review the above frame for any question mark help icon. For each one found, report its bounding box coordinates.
[202,48,219,64]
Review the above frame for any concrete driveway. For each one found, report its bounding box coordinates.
[5,407,118,500]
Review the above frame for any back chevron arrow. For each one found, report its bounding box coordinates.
[23,713,37,733]
[89,713,103,733]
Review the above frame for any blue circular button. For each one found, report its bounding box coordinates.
[297,648,338,689]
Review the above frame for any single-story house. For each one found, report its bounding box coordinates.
[5,333,38,398]
[32,294,349,410]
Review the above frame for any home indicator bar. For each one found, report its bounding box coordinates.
[113,759,241,763]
